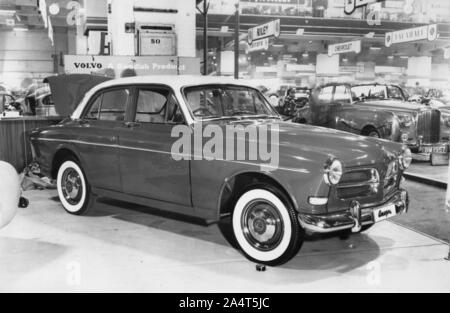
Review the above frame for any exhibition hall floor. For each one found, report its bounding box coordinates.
[1,188,449,293]
[406,162,448,186]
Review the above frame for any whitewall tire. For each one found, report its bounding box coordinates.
[57,159,94,215]
[232,186,304,266]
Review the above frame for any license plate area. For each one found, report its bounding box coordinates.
[373,205,397,223]
[420,145,449,154]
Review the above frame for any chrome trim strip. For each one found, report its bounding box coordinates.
[35,137,309,173]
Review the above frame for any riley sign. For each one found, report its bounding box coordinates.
[248,19,280,44]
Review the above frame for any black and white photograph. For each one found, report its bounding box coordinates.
[0,0,449,297]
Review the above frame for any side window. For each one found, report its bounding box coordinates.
[85,94,102,120]
[135,89,169,123]
[100,89,130,122]
[388,86,404,100]
[318,86,334,102]
[166,94,185,124]
[334,86,351,103]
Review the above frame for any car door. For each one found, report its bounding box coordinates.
[118,85,191,206]
[332,85,358,133]
[311,85,335,127]
[74,87,131,191]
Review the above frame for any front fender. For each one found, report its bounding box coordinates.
[338,108,396,139]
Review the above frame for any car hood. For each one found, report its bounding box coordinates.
[44,74,112,116]
[208,119,402,169]
[438,106,450,114]
[355,99,424,113]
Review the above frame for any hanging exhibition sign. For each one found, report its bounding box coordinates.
[64,55,200,77]
[247,38,270,53]
[344,0,385,15]
[328,40,362,56]
[248,19,280,44]
[385,24,438,47]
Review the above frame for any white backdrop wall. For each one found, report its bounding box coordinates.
[0,29,68,89]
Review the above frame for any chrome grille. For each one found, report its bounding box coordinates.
[337,168,379,200]
[417,110,441,144]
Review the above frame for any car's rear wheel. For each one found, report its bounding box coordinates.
[231,185,304,266]
[366,129,381,138]
[57,158,95,215]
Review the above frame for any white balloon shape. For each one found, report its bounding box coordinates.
[0,161,20,229]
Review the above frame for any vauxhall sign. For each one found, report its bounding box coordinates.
[248,19,280,45]
[385,24,438,47]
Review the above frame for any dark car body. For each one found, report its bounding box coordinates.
[30,75,409,265]
[295,83,450,163]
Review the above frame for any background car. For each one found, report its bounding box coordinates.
[295,83,450,165]
[0,91,24,115]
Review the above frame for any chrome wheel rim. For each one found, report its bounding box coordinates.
[61,168,83,206]
[241,200,284,252]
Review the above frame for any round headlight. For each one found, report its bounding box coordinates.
[399,148,412,170]
[324,159,343,186]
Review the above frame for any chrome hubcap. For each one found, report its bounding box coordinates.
[61,168,83,205]
[241,200,284,251]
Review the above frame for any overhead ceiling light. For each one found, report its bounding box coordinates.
[370,46,382,50]
[0,9,16,15]
[388,55,394,59]
[302,52,309,58]
[342,58,349,62]
[13,27,28,32]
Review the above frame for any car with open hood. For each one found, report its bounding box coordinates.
[295,83,450,165]
[30,75,410,266]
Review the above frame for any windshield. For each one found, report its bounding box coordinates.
[294,88,310,97]
[351,85,405,101]
[183,85,279,121]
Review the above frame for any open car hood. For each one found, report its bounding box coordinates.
[44,74,112,117]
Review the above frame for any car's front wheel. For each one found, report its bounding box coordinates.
[231,186,304,266]
[57,159,95,215]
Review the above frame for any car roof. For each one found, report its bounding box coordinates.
[72,75,261,122]
[319,82,403,89]
[88,75,259,92]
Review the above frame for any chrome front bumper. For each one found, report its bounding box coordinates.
[298,189,409,234]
